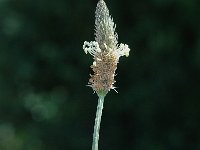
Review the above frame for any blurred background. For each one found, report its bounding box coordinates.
[0,0,200,149]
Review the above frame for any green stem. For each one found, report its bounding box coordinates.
[92,94,105,150]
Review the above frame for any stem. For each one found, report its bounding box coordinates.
[92,95,105,150]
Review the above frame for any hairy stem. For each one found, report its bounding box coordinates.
[92,95,105,150]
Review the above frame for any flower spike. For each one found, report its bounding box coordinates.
[83,0,130,95]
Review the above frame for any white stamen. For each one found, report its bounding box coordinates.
[83,41,101,56]
[117,43,130,57]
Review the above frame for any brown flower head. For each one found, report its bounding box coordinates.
[83,0,130,95]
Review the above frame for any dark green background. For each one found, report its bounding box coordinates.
[0,0,200,149]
